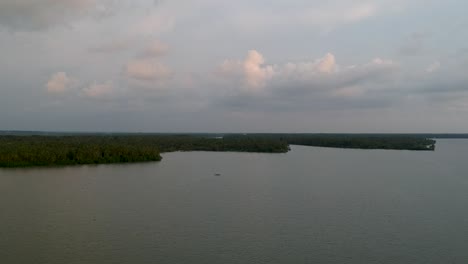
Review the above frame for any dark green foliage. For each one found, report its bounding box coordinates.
[0,135,289,167]
[225,134,436,151]
[0,134,436,168]
[285,136,436,151]
[0,136,163,167]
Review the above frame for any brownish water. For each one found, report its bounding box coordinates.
[1,139,467,263]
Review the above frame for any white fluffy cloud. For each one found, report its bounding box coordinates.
[219,50,274,89]
[46,73,115,99]
[243,50,274,88]
[315,53,337,74]
[218,50,396,98]
[278,53,338,80]
[219,51,339,88]
[46,72,73,94]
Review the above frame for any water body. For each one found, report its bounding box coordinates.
[1,139,467,264]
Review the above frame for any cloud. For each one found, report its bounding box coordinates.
[228,2,379,34]
[131,8,175,35]
[316,53,337,73]
[398,32,427,56]
[215,50,398,111]
[271,56,396,102]
[218,50,274,89]
[141,40,169,57]
[243,50,275,89]
[88,38,133,53]
[125,59,171,81]
[332,85,366,97]
[82,81,114,98]
[0,0,113,31]
[46,72,74,94]
[218,51,341,90]
[345,4,377,22]
[277,53,339,81]
[44,50,397,115]
[219,60,243,77]
[426,61,441,73]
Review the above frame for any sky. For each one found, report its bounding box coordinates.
[0,0,467,133]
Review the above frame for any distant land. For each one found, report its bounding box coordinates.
[0,135,287,168]
[0,131,462,167]
[1,130,468,138]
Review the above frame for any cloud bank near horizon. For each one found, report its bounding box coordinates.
[0,0,467,132]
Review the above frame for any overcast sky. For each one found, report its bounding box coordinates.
[0,0,467,132]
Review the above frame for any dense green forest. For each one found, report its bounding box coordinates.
[226,134,436,151]
[0,136,162,167]
[0,135,289,167]
[0,134,436,167]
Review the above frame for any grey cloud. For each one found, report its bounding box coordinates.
[81,81,114,99]
[0,0,115,31]
[218,51,396,94]
[3,0,468,132]
[88,38,133,53]
[121,39,173,88]
[125,59,172,82]
[46,72,74,94]
[425,61,441,73]
[211,51,399,113]
[212,83,397,114]
[412,78,468,95]
[139,40,170,58]
[398,32,428,56]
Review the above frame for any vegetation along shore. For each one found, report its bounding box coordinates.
[0,134,437,167]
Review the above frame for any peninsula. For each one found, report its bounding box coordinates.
[0,133,437,167]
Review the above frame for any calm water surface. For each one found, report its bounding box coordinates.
[1,139,468,264]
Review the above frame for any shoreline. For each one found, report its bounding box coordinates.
[0,134,436,168]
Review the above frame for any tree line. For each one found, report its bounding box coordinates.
[0,134,436,167]
[0,135,289,167]
[225,134,436,151]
